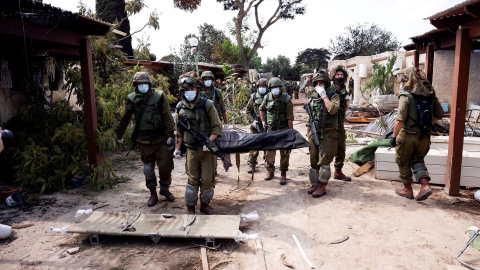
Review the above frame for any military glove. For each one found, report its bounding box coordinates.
[223,124,229,131]
[203,145,210,152]
[174,150,182,159]
[251,120,258,129]
[167,137,174,145]
[117,138,124,144]
[390,137,397,148]
[315,86,327,99]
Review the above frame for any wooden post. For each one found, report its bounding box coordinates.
[79,37,101,168]
[414,50,419,69]
[445,27,471,196]
[425,45,434,83]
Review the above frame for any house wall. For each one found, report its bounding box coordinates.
[0,88,26,125]
[329,51,411,106]
[432,50,480,113]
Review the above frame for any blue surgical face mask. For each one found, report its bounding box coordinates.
[184,90,197,101]
[259,87,267,94]
[137,84,149,93]
[253,84,256,87]
[204,80,213,87]
[271,88,280,96]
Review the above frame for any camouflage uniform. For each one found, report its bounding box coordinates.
[259,78,294,183]
[115,72,175,206]
[175,75,223,214]
[245,78,268,172]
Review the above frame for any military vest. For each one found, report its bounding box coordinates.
[201,87,223,120]
[330,84,348,124]
[127,90,165,132]
[399,91,434,133]
[178,96,214,148]
[251,92,265,120]
[265,92,291,130]
[309,91,339,129]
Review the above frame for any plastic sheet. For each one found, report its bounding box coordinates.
[233,230,258,242]
[50,225,71,237]
[216,129,309,153]
[240,210,259,222]
[74,209,93,218]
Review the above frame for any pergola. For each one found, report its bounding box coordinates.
[404,0,480,195]
[0,0,111,168]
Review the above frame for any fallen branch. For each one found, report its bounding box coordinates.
[280,254,294,268]
[11,223,34,229]
[168,246,198,254]
[211,260,232,269]
[93,204,110,211]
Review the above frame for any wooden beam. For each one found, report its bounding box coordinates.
[371,56,388,63]
[405,51,415,57]
[445,27,471,196]
[79,37,101,168]
[0,18,83,47]
[346,64,356,68]
[430,14,475,29]
[425,45,434,83]
[414,51,419,69]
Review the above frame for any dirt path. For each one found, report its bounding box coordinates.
[1,106,479,269]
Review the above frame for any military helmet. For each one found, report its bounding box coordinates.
[201,71,215,79]
[268,77,283,89]
[312,71,331,87]
[178,76,196,91]
[331,65,348,84]
[258,78,268,87]
[132,72,153,86]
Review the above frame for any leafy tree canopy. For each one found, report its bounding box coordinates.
[262,55,298,80]
[329,23,401,60]
[295,48,330,70]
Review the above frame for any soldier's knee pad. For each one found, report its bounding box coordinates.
[143,163,156,179]
[199,188,214,204]
[318,165,331,184]
[309,168,319,185]
[412,163,429,181]
[185,184,199,206]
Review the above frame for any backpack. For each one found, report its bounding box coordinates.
[409,94,433,132]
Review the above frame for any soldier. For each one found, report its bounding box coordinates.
[251,79,258,95]
[348,76,354,100]
[115,72,175,207]
[293,81,300,99]
[173,76,223,214]
[306,72,340,197]
[259,77,294,185]
[390,67,444,201]
[285,80,294,98]
[329,65,352,181]
[245,78,268,173]
[200,71,228,129]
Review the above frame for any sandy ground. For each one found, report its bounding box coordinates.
[1,105,480,270]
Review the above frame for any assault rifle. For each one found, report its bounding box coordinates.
[177,117,232,167]
[304,103,322,150]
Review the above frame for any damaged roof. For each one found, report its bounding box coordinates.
[0,0,111,36]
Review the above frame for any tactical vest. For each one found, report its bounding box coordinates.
[265,92,291,130]
[201,88,223,120]
[330,84,347,124]
[399,91,433,132]
[309,91,339,129]
[127,90,165,132]
[178,96,214,148]
[251,92,265,120]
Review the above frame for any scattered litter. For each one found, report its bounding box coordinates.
[0,224,12,239]
[475,190,480,202]
[74,209,92,218]
[50,225,71,237]
[330,235,349,244]
[233,230,258,242]
[67,247,80,255]
[280,254,294,268]
[11,222,34,229]
[240,210,259,221]
[292,234,315,269]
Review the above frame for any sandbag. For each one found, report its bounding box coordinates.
[216,129,309,153]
